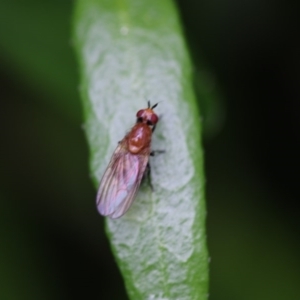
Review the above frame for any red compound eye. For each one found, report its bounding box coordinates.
[136,109,145,118]
[150,113,158,124]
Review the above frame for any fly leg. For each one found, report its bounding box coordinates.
[150,150,165,156]
[142,150,165,190]
[144,163,153,191]
[143,150,165,190]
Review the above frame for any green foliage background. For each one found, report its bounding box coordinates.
[1,0,300,299]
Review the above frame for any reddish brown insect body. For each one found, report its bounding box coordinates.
[127,123,152,154]
[96,102,159,219]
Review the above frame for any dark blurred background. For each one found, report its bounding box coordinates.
[0,0,299,299]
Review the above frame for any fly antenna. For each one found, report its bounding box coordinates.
[145,98,160,109]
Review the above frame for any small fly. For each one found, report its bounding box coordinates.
[96,101,159,219]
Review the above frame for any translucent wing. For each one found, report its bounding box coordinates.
[96,143,149,219]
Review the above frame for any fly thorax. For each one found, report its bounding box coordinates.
[127,124,151,154]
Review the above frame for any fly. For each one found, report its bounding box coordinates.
[96,101,159,219]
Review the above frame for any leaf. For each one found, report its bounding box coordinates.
[73,0,209,299]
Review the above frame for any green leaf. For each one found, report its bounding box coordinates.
[73,0,209,299]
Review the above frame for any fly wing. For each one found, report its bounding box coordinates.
[96,143,149,219]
